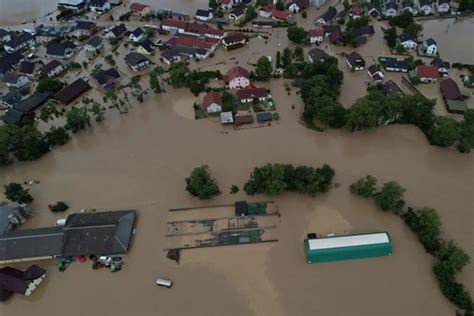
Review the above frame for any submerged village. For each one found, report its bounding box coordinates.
[0,0,473,315]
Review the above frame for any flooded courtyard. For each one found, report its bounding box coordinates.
[0,1,473,315]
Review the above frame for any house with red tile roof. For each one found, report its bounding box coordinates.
[237,86,270,103]
[224,66,251,89]
[415,65,439,83]
[160,19,188,33]
[218,0,233,11]
[272,10,292,21]
[309,29,324,44]
[203,91,223,113]
[129,2,151,16]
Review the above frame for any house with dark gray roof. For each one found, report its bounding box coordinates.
[124,52,151,71]
[75,21,97,37]
[3,32,35,53]
[0,265,46,301]
[423,38,438,55]
[384,1,398,17]
[19,61,36,76]
[137,39,155,55]
[105,24,128,38]
[419,0,433,14]
[3,73,29,88]
[401,0,415,13]
[54,78,91,104]
[0,87,30,108]
[93,68,121,90]
[129,27,145,42]
[346,51,365,71]
[0,51,24,77]
[384,59,409,72]
[368,3,380,17]
[431,57,450,76]
[0,204,32,235]
[317,6,337,25]
[14,91,52,113]
[46,41,76,59]
[399,33,418,50]
[89,0,111,13]
[161,49,184,65]
[382,80,403,96]
[85,36,103,52]
[308,48,328,63]
[0,210,137,264]
[41,60,65,78]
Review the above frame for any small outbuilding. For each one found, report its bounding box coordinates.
[305,232,392,264]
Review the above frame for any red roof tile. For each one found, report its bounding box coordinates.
[161,19,188,30]
[272,10,291,20]
[224,66,250,82]
[352,3,362,15]
[203,91,222,108]
[416,65,439,79]
[309,29,324,37]
[237,86,269,100]
[261,4,275,13]
[129,2,149,12]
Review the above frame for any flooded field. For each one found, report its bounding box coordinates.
[0,1,473,316]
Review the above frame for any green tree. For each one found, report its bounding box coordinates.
[346,16,369,28]
[374,181,406,213]
[302,11,307,19]
[404,22,423,35]
[90,102,106,122]
[389,11,414,28]
[36,78,64,93]
[275,51,282,68]
[293,45,304,61]
[4,183,33,204]
[383,28,397,49]
[44,125,70,147]
[149,70,162,93]
[244,6,257,23]
[48,201,69,213]
[244,163,287,195]
[350,175,377,198]
[457,109,474,153]
[287,26,308,44]
[209,0,218,10]
[282,48,292,68]
[169,61,190,87]
[430,116,461,147]
[345,97,379,131]
[222,91,235,112]
[185,165,221,200]
[230,185,239,194]
[435,240,470,274]
[458,0,474,11]
[276,0,285,10]
[65,107,90,133]
[255,56,273,80]
[8,126,49,161]
[403,207,442,253]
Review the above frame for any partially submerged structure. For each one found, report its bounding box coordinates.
[305,232,392,264]
[0,210,137,264]
[0,265,46,301]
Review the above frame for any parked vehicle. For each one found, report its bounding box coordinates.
[156,277,173,288]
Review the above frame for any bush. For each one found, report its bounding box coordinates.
[273,112,280,121]
[230,185,239,194]
[48,201,69,213]
[185,165,221,200]
[374,181,406,213]
[402,207,442,254]
[350,175,377,198]
[301,11,307,19]
[244,163,335,197]
[4,183,33,204]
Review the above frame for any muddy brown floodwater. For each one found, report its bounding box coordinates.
[0,1,473,316]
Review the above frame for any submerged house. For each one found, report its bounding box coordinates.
[54,78,91,104]
[224,66,251,89]
[346,51,365,71]
[0,210,137,264]
[0,265,46,301]
[124,52,151,71]
[93,68,121,90]
[203,91,223,113]
[317,6,337,25]
[308,47,328,63]
[305,232,392,264]
[439,78,467,114]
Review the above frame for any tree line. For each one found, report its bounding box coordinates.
[297,59,474,153]
[350,175,472,314]
[168,61,223,96]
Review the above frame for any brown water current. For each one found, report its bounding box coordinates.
[0,1,473,315]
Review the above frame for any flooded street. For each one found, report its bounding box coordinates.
[0,1,473,315]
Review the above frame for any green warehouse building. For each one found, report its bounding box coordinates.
[304,232,392,264]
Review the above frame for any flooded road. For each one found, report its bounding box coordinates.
[0,1,473,315]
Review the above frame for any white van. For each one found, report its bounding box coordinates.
[156,277,173,288]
